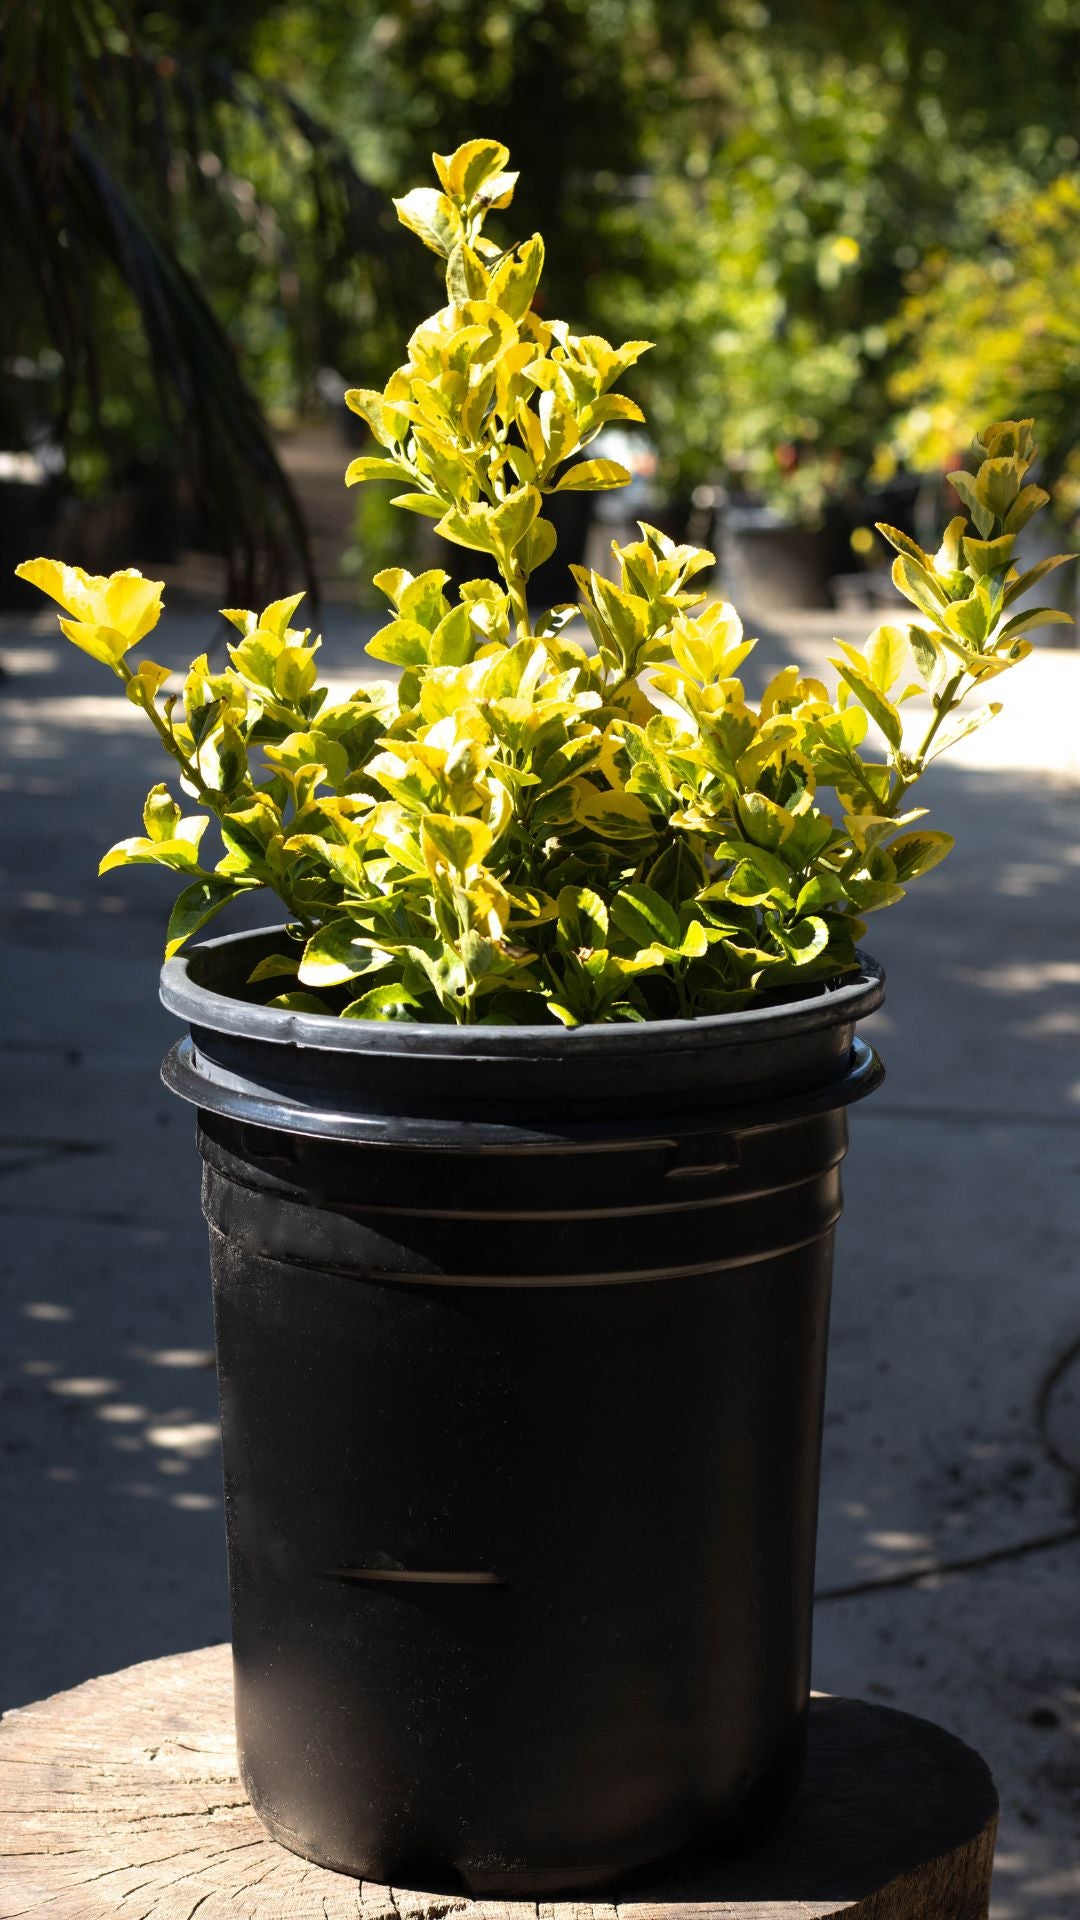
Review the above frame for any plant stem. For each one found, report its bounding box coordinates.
[504,563,532,639]
[887,669,966,810]
[119,664,213,799]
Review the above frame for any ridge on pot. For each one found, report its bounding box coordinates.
[162,924,885,1131]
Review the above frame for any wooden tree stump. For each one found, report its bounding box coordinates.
[0,1645,997,1919]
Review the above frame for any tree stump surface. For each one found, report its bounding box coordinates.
[0,1645,997,1919]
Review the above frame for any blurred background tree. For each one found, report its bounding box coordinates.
[891,174,1080,521]
[1,0,410,596]
[4,0,1080,605]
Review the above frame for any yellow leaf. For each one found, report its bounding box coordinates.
[16,557,101,620]
[100,570,165,642]
[433,140,511,203]
[392,188,461,258]
[552,459,631,493]
[573,789,656,840]
[57,619,131,668]
[16,559,163,645]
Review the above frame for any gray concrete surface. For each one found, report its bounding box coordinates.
[2,601,1078,1917]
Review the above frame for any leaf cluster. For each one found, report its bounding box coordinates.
[16,145,1072,1025]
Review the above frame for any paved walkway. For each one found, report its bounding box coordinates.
[1,599,1078,1918]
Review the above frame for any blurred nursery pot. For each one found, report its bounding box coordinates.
[18,133,1072,1896]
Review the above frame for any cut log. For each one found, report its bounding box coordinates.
[0,1645,997,1918]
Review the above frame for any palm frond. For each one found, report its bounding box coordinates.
[0,0,406,601]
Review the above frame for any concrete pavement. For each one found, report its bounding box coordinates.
[1,599,1078,1917]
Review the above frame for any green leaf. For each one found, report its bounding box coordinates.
[557,885,608,950]
[491,484,542,555]
[610,884,681,952]
[962,534,1015,577]
[874,524,929,566]
[942,592,991,647]
[273,645,319,703]
[775,915,830,966]
[976,456,1021,523]
[579,394,646,432]
[445,240,489,304]
[884,830,955,880]
[99,827,207,876]
[435,501,500,556]
[405,941,469,1013]
[890,554,951,621]
[372,567,413,608]
[1001,554,1075,608]
[267,991,335,1014]
[258,593,307,640]
[736,791,796,851]
[390,493,445,518]
[575,571,652,672]
[995,605,1074,642]
[143,784,180,841]
[342,984,422,1022]
[795,872,846,913]
[397,571,451,631]
[429,602,475,666]
[923,702,1002,762]
[832,659,903,750]
[573,789,656,840]
[934,516,967,574]
[219,796,282,865]
[546,998,581,1029]
[392,187,461,257]
[946,469,994,538]
[907,625,950,691]
[488,234,545,319]
[551,459,632,493]
[711,843,794,908]
[434,138,511,204]
[344,389,399,450]
[863,624,911,693]
[1004,485,1050,534]
[165,879,244,958]
[261,731,348,795]
[247,952,301,984]
[299,918,388,987]
[520,517,557,575]
[365,619,432,666]
[811,705,869,755]
[668,601,751,684]
[345,456,411,486]
[845,877,906,913]
[421,814,493,873]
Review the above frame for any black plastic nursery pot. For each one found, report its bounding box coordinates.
[160,926,886,1896]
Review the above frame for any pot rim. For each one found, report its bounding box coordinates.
[160,924,885,1060]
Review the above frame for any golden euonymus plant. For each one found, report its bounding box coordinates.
[17,140,1075,1025]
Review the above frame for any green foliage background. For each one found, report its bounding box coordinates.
[6,0,1080,579]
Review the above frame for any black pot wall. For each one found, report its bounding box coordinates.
[161,929,885,1894]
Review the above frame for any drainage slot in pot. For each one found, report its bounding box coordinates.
[327,1564,507,1588]
[665,1131,742,1179]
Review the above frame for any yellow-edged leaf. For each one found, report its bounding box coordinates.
[551,459,631,493]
